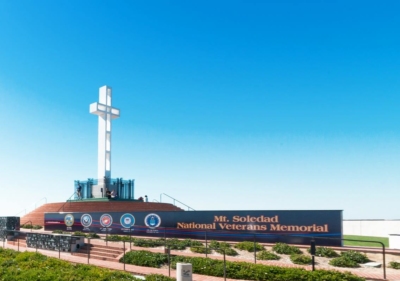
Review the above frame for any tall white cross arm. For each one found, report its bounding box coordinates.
[90,86,120,182]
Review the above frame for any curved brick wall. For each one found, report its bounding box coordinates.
[21,201,184,226]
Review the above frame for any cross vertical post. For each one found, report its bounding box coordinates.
[90,86,120,197]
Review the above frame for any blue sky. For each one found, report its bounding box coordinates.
[0,1,399,219]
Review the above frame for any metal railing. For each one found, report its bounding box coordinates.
[15,197,47,216]
[58,192,78,212]
[160,193,195,211]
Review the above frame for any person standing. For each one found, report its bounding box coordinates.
[77,184,82,200]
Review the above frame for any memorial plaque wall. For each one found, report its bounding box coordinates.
[0,217,20,241]
[26,233,82,252]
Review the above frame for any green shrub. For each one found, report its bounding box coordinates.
[307,246,339,258]
[329,256,360,268]
[87,232,100,239]
[272,242,302,255]
[166,238,201,250]
[52,229,65,234]
[390,261,400,269]
[0,249,138,280]
[145,274,176,281]
[106,234,122,241]
[208,240,237,256]
[190,246,211,254]
[134,238,165,247]
[22,224,43,229]
[73,231,86,237]
[290,254,312,265]
[121,250,168,268]
[341,250,369,263]
[121,249,365,281]
[234,241,264,252]
[257,250,280,260]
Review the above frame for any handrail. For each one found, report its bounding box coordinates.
[152,199,159,202]
[15,197,48,216]
[58,192,78,212]
[35,197,47,209]
[160,193,195,211]
[21,220,33,232]
[309,236,386,280]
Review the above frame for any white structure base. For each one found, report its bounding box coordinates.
[176,263,192,281]
[389,235,400,250]
[92,184,118,198]
[343,220,400,238]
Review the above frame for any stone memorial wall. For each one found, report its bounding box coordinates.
[26,233,83,252]
[0,217,20,241]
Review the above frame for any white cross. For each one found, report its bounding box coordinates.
[90,86,120,182]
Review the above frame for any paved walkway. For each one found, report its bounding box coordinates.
[2,239,400,281]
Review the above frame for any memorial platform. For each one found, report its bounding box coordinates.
[21,201,184,227]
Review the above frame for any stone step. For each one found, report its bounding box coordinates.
[84,243,124,251]
[75,249,121,258]
[79,247,124,255]
[72,252,120,262]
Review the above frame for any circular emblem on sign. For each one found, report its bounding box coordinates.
[144,213,161,229]
[120,213,135,228]
[64,214,75,227]
[80,214,93,228]
[100,214,113,228]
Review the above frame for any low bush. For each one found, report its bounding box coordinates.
[145,274,176,281]
[21,224,42,229]
[209,240,238,256]
[290,254,312,265]
[87,232,100,239]
[52,229,66,234]
[73,231,86,236]
[307,246,339,258]
[389,261,400,269]
[190,246,211,254]
[257,250,280,260]
[0,249,138,280]
[121,249,365,281]
[341,250,370,263]
[134,238,165,247]
[272,242,302,255]
[329,256,360,268]
[121,250,168,268]
[234,241,264,252]
[105,234,132,242]
[166,238,202,250]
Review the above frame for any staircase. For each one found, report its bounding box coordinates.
[72,243,125,262]
[21,201,184,226]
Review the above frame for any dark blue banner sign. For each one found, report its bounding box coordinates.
[45,210,342,246]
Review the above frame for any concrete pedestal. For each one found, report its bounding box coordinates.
[176,263,192,281]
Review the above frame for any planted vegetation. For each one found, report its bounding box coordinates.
[308,246,339,258]
[256,250,280,260]
[290,254,312,265]
[120,250,365,281]
[20,224,42,230]
[209,240,238,256]
[329,251,370,268]
[389,261,400,269]
[272,242,302,255]
[0,248,138,280]
[234,241,264,252]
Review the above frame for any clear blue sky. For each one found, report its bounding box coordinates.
[0,1,399,219]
